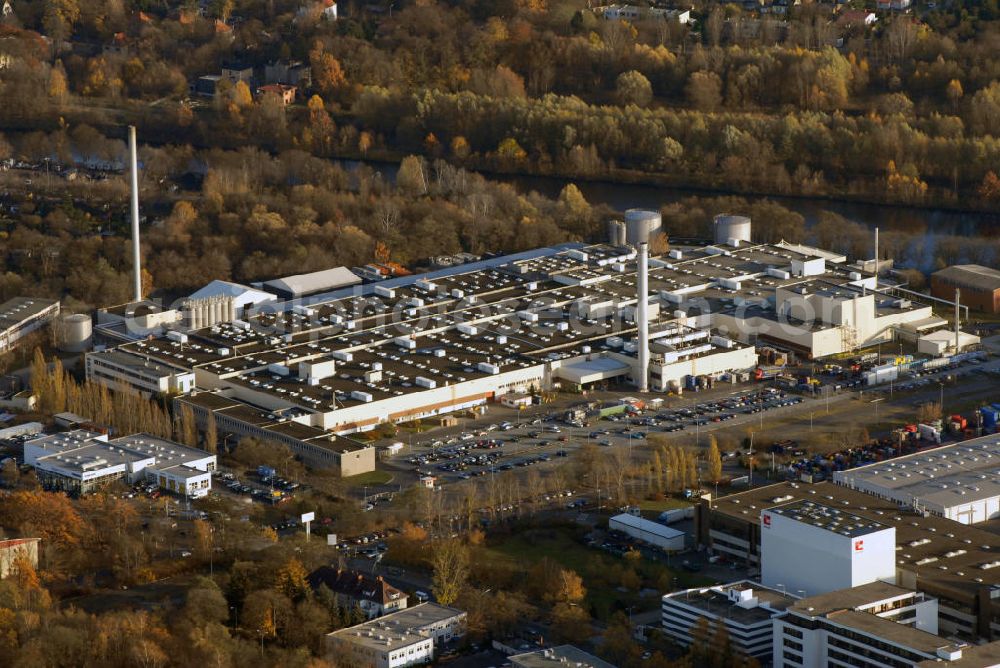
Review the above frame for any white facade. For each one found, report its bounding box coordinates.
[25,431,215,496]
[86,350,195,397]
[833,436,1000,525]
[662,581,795,659]
[761,503,896,597]
[0,298,59,353]
[774,584,950,668]
[325,603,465,668]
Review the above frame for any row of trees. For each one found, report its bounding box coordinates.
[30,348,173,438]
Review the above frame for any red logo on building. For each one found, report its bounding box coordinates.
[763,514,771,527]
[855,540,864,552]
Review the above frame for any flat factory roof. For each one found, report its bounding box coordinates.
[0,297,58,331]
[834,436,1000,512]
[710,481,1000,599]
[769,500,888,538]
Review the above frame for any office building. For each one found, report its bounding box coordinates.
[775,583,961,668]
[662,581,797,659]
[85,348,195,397]
[0,297,59,353]
[761,501,896,596]
[834,436,1000,525]
[325,603,466,668]
[24,431,216,497]
[696,481,1000,640]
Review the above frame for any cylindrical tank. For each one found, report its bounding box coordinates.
[713,214,752,245]
[624,209,662,245]
[57,313,93,353]
[226,298,236,323]
[211,298,223,326]
[607,219,626,246]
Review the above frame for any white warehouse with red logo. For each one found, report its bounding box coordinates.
[761,501,896,598]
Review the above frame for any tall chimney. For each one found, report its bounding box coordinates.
[636,242,649,392]
[129,125,142,303]
[873,226,879,275]
[955,288,961,354]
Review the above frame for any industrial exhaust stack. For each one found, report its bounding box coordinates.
[129,125,142,303]
[874,226,879,275]
[955,288,961,355]
[636,241,650,392]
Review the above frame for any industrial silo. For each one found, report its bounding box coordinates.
[713,214,752,245]
[57,313,93,353]
[607,219,627,246]
[624,209,662,245]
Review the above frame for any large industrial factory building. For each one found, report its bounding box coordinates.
[85,216,941,470]
[833,435,1000,525]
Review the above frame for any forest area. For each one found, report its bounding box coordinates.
[1,0,1000,208]
[0,1,998,310]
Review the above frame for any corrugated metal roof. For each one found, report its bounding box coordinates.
[933,264,1000,292]
[609,513,685,539]
[263,267,361,297]
[189,280,276,304]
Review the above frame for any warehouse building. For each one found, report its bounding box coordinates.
[259,266,362,299]
[833,436,1000,525]
[932,265,1000,313]
[760,501,896,596]
[696,481,1000,640]
[774,582,964,668]
[24,431,216,497]
[609,512,685,551]
[0,297,59,353]
[325,603,466,668]
[661,580,797,659]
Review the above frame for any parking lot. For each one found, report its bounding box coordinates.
[385,386,815,486]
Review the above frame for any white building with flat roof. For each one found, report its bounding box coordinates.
[761,501,896,597]
[662,581,798,659]
[0,297,59,353]
[775,582,952,668]
[24,431,215,496]
[834,436,1000,525]
[325,603,466,668]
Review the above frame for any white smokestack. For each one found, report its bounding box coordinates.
[874,226,879,275]
[955,288,961,354]
[637,242,649,392]
[129,125,142,303]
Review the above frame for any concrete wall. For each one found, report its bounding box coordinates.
[761,511,896,596]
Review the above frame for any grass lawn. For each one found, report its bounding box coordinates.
[342,470,394,487]
[477,524,710,621]
[636,498,692,513]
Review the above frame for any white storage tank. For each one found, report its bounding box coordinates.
[624,209,662,245]
[713,214,752,245]
[57,313,93,353]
